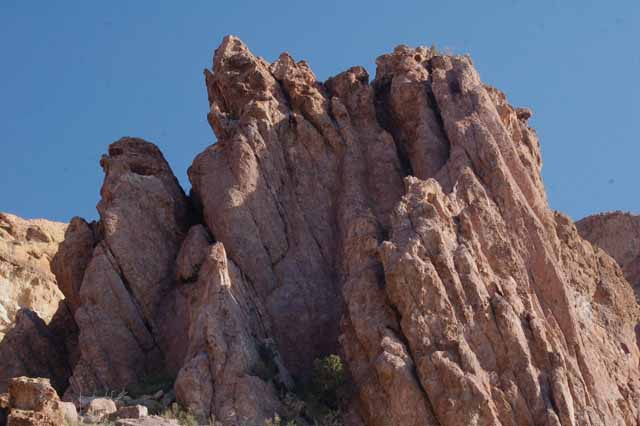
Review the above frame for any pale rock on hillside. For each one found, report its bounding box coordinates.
[0,213,66,340]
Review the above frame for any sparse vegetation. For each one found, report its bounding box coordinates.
[161,402,225,426]
[162,403,199,426]
[277,354,347,426]
[310,354,346,410]
[126,372,175,398]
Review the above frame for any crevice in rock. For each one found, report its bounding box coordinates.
[372,77,414,177]
[100,241,160,355]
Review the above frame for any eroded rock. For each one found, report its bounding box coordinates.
[65,137,192,397]
[0,213,66,340]
[5,36,638,426]
[4,377,65,426]
[186,37,640,425]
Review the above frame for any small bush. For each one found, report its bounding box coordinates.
[311,355,346,409]
[162,403,198,426]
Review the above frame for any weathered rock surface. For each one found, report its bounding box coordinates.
[63,137,192,397]
[0,306,75,394]
[577,211,640,295]
[186,37,640,425]
[3,377,65,426]
[3,36,639,426]
[0,213,66,340]
[109,404,148,421]
[175,242,282,424]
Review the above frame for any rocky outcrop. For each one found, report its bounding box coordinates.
[185,37,640,425]
[2,377,66,426]
[62,138,192,397]
[0,213,66,340]
[3,36,639,426]
[174,241,283,424]
[577,211,640,295]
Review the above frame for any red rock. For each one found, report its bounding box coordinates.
[186,37,640,425]
[50,217,97,314]
[64,137,192,397]
[3,36,638,426]
[5,377,65,426]
[175,243,282,424]
[0,308,74,394]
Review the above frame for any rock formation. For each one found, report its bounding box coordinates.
[577,211,640,295]
[1,377,67,426]
[2,36,640,426]
[60,138,192,398]
[0,213,66,340]
[0,214,74,395]
[185,36,640,425]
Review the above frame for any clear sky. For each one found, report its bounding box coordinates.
[0,1,638,222]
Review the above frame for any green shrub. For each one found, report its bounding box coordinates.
[311,355,346,409]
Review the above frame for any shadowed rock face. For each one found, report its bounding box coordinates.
[4,36,640,426]
[577,211,640,296]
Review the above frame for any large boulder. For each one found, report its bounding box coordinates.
[4,377,65,426]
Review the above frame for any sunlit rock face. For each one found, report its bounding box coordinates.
[187,36,640,425]
[0,212,66,340]
[2,36,640,426]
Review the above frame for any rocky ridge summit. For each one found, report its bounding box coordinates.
[1,35,640,426]
[577,211,640,296]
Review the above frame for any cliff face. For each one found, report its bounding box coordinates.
[577,211,640,296]
[0,213,66,340]
[1,36,639,426]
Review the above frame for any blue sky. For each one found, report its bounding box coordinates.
[0,1,638,222]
